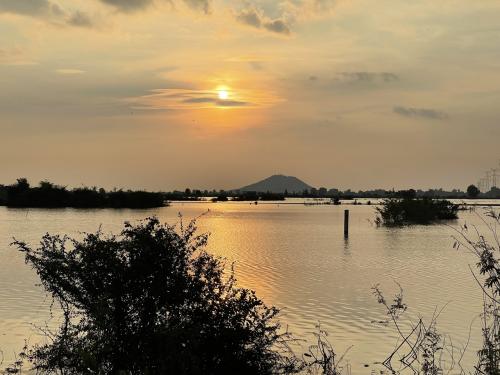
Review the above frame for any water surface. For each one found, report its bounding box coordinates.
[0,201,495,372]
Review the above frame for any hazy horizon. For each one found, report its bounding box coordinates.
[0,173,490,193]
[2,0,500,190]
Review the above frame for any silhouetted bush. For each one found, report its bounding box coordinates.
[375,197,458,226]
[12,217,301,374]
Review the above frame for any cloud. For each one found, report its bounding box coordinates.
[134,88,252,109]
[0,0,63,17]
[309,0,338,11]
[67,11,93,27]
[183,0,211,14]
[183,97,248,106]
[55,69,86,75]
[263,19,290,35]
[236,7,261,28]
[98,0,211,14]
[130,87,281,110]
[393,106,448,120]
[338,72,399,83]
[98,0,154,12]
[235,6,291,35]
[183,97,215,103]
[0,0,97,28]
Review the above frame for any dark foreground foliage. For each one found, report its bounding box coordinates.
[12,217,306,374]
[453,210,500,374]
[2,178,165,208]
[372,210,500,375]
[375,196,458,226]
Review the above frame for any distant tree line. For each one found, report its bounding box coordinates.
[163,189,285,202]
[1,179,498,208]
[164,184,500,201]
[0,178,165,209]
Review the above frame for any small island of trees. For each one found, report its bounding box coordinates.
[0,178,165,209]
[375,189,459,226]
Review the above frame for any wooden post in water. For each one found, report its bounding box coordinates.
[344,209,349,238]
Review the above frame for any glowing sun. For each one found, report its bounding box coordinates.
[218,89,229,100]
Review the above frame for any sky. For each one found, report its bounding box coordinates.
[1,0,499,191]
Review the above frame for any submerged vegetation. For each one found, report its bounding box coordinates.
[0,178,165,209]
[375,190,459,226]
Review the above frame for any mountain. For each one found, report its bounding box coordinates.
[237,175,313,194]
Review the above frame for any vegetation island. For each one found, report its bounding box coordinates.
[0,178,165,209]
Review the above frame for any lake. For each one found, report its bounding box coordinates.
[0,200,497,373]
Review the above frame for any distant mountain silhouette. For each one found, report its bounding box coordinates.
[238,175,313,193]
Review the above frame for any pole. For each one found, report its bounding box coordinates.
[344,209,349,238]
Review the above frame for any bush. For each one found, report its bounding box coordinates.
[12,217,300,374]
[375,198,458,226]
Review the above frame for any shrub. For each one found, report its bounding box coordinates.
[12,217,300,374]
[375,198,458,226]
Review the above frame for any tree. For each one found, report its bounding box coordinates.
[13,218,299,374]
[467,184,480,198]
[15,178,30,190]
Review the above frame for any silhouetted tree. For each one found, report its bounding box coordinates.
[467,184,480,198]
[16,178,30,190]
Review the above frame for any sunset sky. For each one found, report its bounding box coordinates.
[1,0,499,190]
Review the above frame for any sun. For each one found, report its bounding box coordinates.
[218,89,229,100]
[216,85,230,100]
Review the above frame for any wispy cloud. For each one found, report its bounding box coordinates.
[0,0,63,17]
[98,0,154,12]
[130,87,282,110]
[0,0,96,28]
[183,0,211,14]
[55,69,86,75]
[235,6,291,35]
[337,72,399,83]
[393,106,448,120]
[67,11,94,28]
[98,0,211,14]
